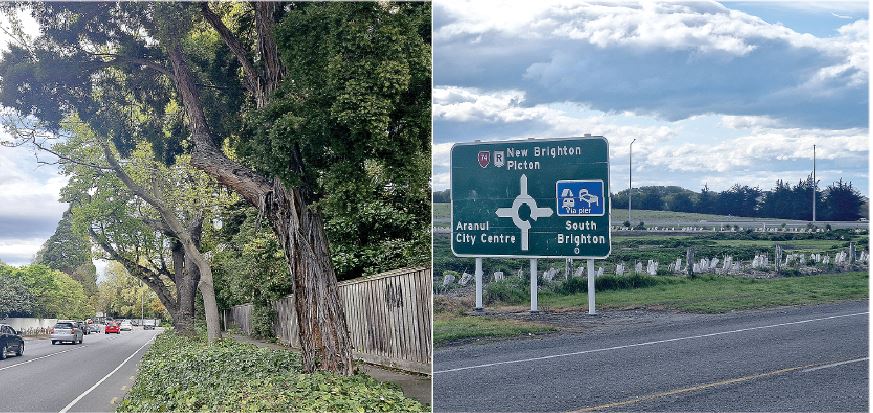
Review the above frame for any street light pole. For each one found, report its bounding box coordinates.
[812,144,816,223]
[140,279,145,328]
[629,138,636,224]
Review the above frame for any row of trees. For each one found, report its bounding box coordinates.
[434,177,866,221]
[1,2,429,373]
[610,177,865,221]
[0,264,92,319]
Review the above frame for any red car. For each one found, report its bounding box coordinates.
[104,322,120,334]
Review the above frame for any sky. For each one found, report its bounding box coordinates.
[0,1,868,265]
[433,1,870,197]
[0,10,108,276]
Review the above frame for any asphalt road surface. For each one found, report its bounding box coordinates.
[434,301,868,412]
[0,327,160,413]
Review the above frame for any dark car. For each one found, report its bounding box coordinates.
[0,324,24,360]
[78,321,90,335]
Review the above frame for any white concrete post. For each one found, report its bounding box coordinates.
[475,257,483,310]
[587,259,596,315]
[530,258,538,312]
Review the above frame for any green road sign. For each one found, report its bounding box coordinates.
[451,136,611,258]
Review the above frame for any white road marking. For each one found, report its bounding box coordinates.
[58,335,156,413]
[434,311,868,374]
[801,357,868,373]
[0,345,90,372]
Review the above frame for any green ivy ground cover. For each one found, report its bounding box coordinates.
[119,332,427,412]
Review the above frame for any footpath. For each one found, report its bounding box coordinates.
[231,334,431,404]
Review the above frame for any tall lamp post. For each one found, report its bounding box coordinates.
[628,138,636,224]
[812,144,816,223]
[140,279,145,328]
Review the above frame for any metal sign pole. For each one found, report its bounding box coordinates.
[530,258,538,313]
[587,259,596,315]
[475,257,483,310]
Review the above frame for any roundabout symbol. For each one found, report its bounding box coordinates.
[495,174,554,251]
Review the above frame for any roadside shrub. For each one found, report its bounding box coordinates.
[553,274,671,295]
[484,278,529,305]
[119,332,426,412]
[250,302,276,339]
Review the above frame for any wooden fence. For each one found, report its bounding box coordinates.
[225,266,432,374]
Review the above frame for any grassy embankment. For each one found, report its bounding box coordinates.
[433,204,868,346]
[119,332,426,412]
[434,272,868,347]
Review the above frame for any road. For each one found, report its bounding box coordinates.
[434,301,868,412]
[0,327,160,413]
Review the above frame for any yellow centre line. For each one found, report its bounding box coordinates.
[567,357,867,412]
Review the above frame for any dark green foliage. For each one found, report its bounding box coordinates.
[433,189,451,203]
[0,264,91,319]
[484,278,529,305]
[608,178,864,220]
[118,331,426,412]
[0,267,35,318]
[33,208,97,296]
[612,186,697,210]
[210,206,291,338]
[822,179,865,221]
[553,274,673,295]
[237,2,431,279]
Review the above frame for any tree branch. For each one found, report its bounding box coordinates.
[200,3,259,97]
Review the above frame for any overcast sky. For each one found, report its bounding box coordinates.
[433,1,869,196]
[0,1,869,265]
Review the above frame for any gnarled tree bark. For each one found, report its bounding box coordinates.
[167,11,354,370]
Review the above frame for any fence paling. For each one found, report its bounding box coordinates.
[225,266,431,374]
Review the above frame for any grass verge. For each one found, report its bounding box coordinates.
[119,331,426,412]
[433,314,556,347]
[539,272,868,313]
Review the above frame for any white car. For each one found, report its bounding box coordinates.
[120,320,133,331]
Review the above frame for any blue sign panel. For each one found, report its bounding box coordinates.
[556,180,605,217]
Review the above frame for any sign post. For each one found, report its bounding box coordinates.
[587,259,596,315]
[530,259,538,312]
[475,257,483,310]
[450,136,611,313]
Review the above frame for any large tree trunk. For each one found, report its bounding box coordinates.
[167,44,353,373]
[172,240,198,336]
[100,143,223,342]
[270,183,353,373]
[182,240,222,343]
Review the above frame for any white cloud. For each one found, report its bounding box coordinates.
[0,238,43,266]
[434,86,676,149]
[644,127,868,173]
[432,142,454,169]
[0,141,68,264]
[432,172,451,191]
[433,86,546,122]
[435,2,867,129]
[436,1,843,56]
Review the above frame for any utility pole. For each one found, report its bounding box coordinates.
[140,279,145,328]
[812,144,816,223]
[629,138,636,224]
